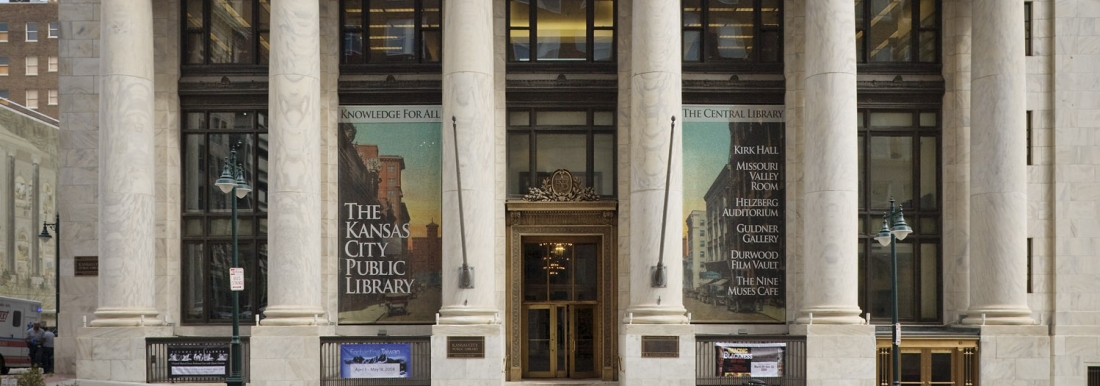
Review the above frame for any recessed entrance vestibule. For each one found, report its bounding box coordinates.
[506,201,617,381]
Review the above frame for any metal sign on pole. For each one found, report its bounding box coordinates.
[230,268,244,291]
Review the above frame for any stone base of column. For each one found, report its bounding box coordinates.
[75,326,173,382]
[619,324,695,386]
[791,324,875,384]
[794,305,866,325]
[431,323,504,386]
[250,325,334,386]
[260,305,327,326]
[961,306,1035,325]
[977,325,1048,384]
[623,305,691,325]
[437,305,499,325]
[89,307,162,327]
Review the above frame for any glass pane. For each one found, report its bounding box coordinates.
[858,135,865,208]
[593,133,614,196]
[536,0,588,61]
[259,32,270,64]
[527,308,551,372]
[870,112,913,127]
[573,306,596,372]
[870,242,914,320]
[510,111,531,126]
[510,0,530,28]
[186,0,205,28]
[556,307,566,371]
[344,0,364,28]
[868,0,912,62]
[548,243,573,301]
[510,29,531,61]
[858,243,866,314]
[920,217,937,234]
[593,111,614,126]
[921,243,939,320]
[422,30,441,62]
[761,0,781,27]
[536,133,587,181]
[919,136,937,209]
[869,136,913,209]
[209,112,253,130]
[183,243,204,322]
[594,0,614,27]
[184,134,206,212]
[683,30,702,62]
[369,0,416,63]
[185,218,204,236]
[344,31,365,63]
[523,243,548,301]
[209,0,254,64]
[919,112,936,127]
[594,29,613,61]
[684,0,702,27]
[760,31,781,62]
[256,134,269,212]
[422,0,441,28]
[258,218,267,234]
[900,353,921,382]
[508,133,531,194]
[537,111,586,125]
[919,30,936,62]
[209,243,255,321]
[256,242,268,318]
[707,2,754,60]
[920,0,936,28]
[930,352,952,381]
[574,244,598,301]
[210,218,252,236]
[258,0,270,29]
[185,33,205,64]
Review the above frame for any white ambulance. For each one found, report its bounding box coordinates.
[0,296,41,374]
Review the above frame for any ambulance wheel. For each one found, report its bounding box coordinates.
[0,355,7,375]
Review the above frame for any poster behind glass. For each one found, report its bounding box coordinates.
[682,105,786,323]
[338,106,442,324]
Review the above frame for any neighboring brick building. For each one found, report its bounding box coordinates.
[0,0,59,119]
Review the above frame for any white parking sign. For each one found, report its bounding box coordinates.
[230,268,244,291]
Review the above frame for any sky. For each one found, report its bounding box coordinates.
[681,121,730,237]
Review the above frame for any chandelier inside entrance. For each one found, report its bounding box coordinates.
[539,242,573,275]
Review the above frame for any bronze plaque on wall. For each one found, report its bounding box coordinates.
[447,336,485,358]
[74,256,98,276]
[641,336,679,358]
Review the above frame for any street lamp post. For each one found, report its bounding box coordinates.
[874,197,912,386]
[215,148,251,386]
[37,213,59,329]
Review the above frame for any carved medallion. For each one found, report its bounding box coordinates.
[523,169,599,202]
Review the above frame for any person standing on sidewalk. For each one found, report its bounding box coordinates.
[39,327,54,374]
[24,323,44,369]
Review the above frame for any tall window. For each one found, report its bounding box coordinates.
[25,57,37,76]
[856,0,939,64]
[858,109,941,323]
[507,108,616,198]
[47,56,57,73]
[682,0,782,65]
[508,0,615,63]
[48,22,58,39]
[182,0,271,66]
[25,22,37,42]
[0,23,8,42]
[26,90,38,109]
[47,90,57,106]
[341,0,442,65]
[1024,2,1033,56]
[0,57,8,76]
[181,110,269,324]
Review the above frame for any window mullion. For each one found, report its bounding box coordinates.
[415,0,423,63]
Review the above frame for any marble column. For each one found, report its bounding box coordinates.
[797,0,864,325]
[261,0,324,326]
[625,0,688,326]
[438,0,497,325]
[962,0,1032,325]
[92,0,159,326]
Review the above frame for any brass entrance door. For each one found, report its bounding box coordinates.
[520,239,600,379]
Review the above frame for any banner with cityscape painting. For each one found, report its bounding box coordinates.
[682,105,786,323]
[338,106,442,324]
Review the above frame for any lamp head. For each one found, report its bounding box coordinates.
[215,156,236,194]
[234,163,252,198]
[891,210,912,240]
[37,223,52,241]
[875,214,892,246]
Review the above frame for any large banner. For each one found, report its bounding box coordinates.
[339,343,412,378]
[714,342,786,377]
[682,105,786,323]
[338,106,442,324]
[167,344,229,377]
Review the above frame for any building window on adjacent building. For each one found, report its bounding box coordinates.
[47,90,57,106]
[48,22,58,39]
[856,0,939,64]
[0,90,8,99]
[857,109,941,323]
[26,22,37,42]
[0,57,8,76]
[1089,366,1100,386]
[1024,2,1033,56]
[507,108,616,197]
[183,0,271,66]
[0,23,8,43]
[341,0,442,65]
[682,0,782,64]
[181,110,269,324]
[25,57,37,76]
[508,0,615,63]
[47,56,57,73]
[26,90,38,110]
